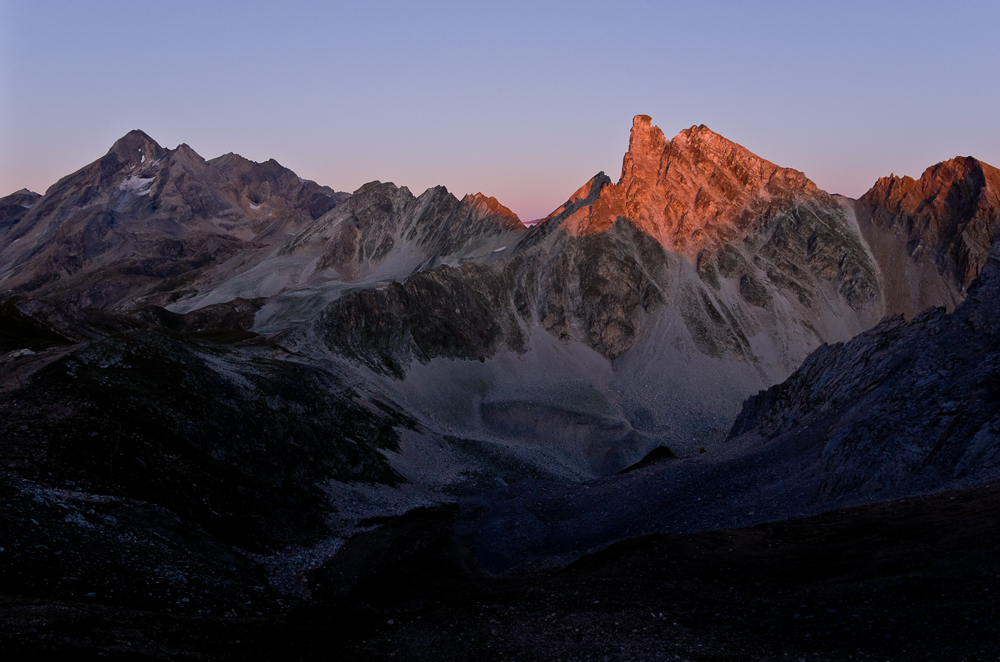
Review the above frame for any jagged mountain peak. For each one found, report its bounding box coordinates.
[350,179,406,198]
[6,188,41,198]
[540,173,612,225]
[0,189,42,235]
[460,192,522,229]
[624,114,667,165]
[554,115,825,258]
[169,142,211,169]
[107,129,166,166]
[209,152,291,178]
[856,152,1000,318]
[866,155,999,204]
[0,132,354,308]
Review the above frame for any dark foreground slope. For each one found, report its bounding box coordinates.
[4,484,998,660]
[0,301,423,630]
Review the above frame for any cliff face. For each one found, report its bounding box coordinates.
[855,156,1000,317]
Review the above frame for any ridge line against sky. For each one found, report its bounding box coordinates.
[2,0,999,222]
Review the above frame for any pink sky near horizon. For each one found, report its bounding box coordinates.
[2,1,999,224]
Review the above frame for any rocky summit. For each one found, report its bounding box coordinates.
[557,115,822,256]
[856,155,1000,318]
[0,130,348,309]
[2,116,1000,660]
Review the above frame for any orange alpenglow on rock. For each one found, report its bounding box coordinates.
[555,114,821,258]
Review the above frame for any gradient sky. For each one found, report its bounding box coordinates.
[2,1,999,222]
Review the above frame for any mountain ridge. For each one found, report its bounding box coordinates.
[4,116,1000,659]
[3,116,999,474]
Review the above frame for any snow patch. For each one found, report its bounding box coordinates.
[493,245,507,252]
[118,175,154,196]
[250,203,261,210]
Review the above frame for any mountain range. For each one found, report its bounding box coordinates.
[2,115,999,660]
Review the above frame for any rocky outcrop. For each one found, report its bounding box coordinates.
[0,188,41,236]
[855,156,1000,317]
[318,263,526,378]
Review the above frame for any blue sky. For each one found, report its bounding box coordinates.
[2,1,999,221]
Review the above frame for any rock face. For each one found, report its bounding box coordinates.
[318,263,526,379]
[557,115,823,258]
[855,156,1000,317]
[0,131,347,309]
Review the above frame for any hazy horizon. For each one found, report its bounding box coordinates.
[3,1,999,222]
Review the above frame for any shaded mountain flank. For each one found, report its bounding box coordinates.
[446,228,1000,576]
[3,116,1000,660]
